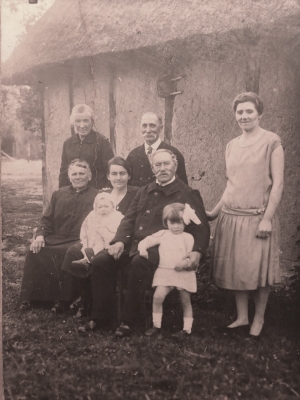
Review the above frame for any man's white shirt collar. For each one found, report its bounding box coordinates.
[156,175,176,187]
[144,138,161,153]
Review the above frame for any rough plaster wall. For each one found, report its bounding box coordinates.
[114,55,164,158]
[259,42,300,261]
[172,46,299,261]
[172,56,246,208]
[44,67,71,205]
[72,57,110,138]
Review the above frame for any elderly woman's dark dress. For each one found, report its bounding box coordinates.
[59,129,114,190]
[20,185,98,302]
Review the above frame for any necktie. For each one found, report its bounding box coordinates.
[147,146,153,155]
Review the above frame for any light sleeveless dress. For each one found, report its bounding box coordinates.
[213,130,282,290]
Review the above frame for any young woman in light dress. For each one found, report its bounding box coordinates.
[207,92,284,339]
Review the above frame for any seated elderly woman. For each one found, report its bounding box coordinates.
[59,104,114,190]
[20,159,98,311]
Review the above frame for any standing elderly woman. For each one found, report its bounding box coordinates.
[20,160,98,310]
[207,92,284,339]
[59,104,114,190]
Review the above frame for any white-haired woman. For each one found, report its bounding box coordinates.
[59,104,114,189]
[20,159,98,311]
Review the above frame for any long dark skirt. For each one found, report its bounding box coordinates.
[20,241,81,302]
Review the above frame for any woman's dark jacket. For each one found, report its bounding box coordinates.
[59,129,114,189]
[36,185,99,246]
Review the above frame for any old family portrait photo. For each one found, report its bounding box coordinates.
[2,0,300,399]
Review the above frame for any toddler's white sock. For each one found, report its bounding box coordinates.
[152,312,163,328]
[183,317,193,334]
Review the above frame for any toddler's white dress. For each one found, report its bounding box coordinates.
[139,230,196,293]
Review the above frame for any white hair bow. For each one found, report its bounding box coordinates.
[182,203,201,225]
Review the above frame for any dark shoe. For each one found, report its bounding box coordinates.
[70,259,92,278]
[20,301,31,311]
[172,330,191,339]
[72,259,90,267]
[74,307,88,319]
[78,320,97,333]
[115,323,132,338]
[84,248,95,263]
[247,333,261,342]
[216,324,249,335]
[247,325,264,342]
[69,296,83,314]
[145,326,162,337]
[51,301,64,314]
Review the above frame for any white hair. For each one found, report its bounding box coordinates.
[70,104,94,125]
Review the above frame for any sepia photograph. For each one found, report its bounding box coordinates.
[2,0,300,398]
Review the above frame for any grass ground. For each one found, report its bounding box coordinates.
[2,161,300,400]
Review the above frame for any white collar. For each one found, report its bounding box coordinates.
[144,138,161,153]
[155,175,176,187]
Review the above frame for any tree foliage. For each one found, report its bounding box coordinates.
[3,0,55,47]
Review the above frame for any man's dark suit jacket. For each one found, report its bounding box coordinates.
[112,178,210,257]
[126,141,188,187]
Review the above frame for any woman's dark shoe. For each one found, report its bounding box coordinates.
[115,323,132,338]
[20,301,31,311]
[247,324,264,341]
[145,326,162,337]
[74,307,89,319]
[216,324,249,335]
[51,301,64,314]
[78,320,97,333]
[69,296,83,314]
[247,333,261,342]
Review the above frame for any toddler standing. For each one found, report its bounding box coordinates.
[138,202,201,337]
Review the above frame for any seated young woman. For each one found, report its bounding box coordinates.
[61,157,139,317]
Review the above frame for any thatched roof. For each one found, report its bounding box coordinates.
[3,0,300,84]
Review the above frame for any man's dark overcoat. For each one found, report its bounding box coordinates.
[112,178,210,257]
[126,142,188,187]
[59,129,114,189]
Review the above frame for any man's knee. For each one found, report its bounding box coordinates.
[91,250,117,274]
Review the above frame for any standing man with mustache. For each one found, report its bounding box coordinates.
[59,104,114,190]
[126,112,188,187]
